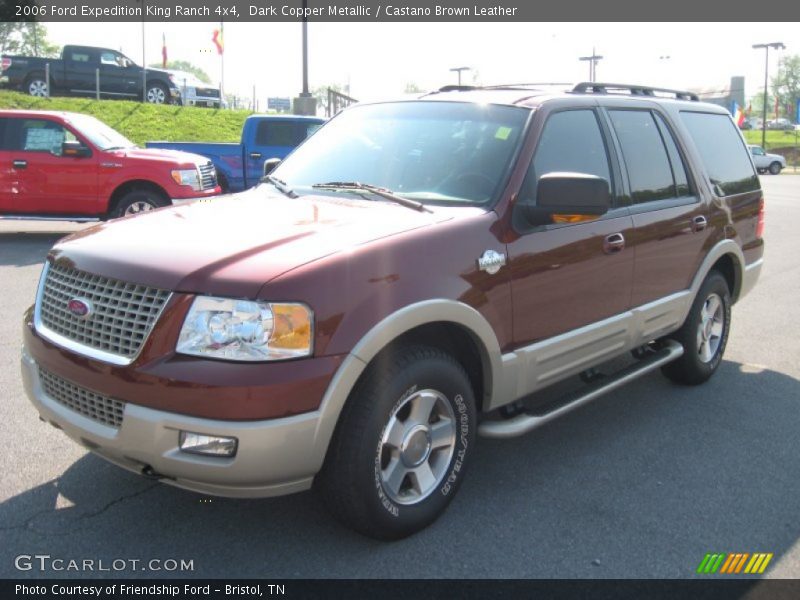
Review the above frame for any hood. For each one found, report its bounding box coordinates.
[50,187,457,298]
[110,147,211,166]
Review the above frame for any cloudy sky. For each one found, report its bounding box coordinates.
[46,21,799,104]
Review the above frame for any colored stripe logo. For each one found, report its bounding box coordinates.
[697,553,773,574]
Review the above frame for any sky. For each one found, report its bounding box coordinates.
[45,21,800,104]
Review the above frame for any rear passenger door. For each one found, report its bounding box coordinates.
[603,106,710,307]
[507,107,635,348]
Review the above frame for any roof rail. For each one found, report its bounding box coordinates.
[425,82,572,96]
[571,82,699,102]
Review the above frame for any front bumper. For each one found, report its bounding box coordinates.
[21,347,323,498]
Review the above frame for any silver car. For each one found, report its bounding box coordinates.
[748,145,786,175]
[167,70,222,108]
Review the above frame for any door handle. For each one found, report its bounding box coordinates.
[249,152,262,159]
[603,232,625,254]
[12,159,27,169]
[692,215,708,232]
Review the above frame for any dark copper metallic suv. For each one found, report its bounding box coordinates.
[21,83,765,539]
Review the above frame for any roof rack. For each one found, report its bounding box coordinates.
[425,82,572,96]
[571,82,699,101]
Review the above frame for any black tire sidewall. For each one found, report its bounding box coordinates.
[353,352,476,538]
[674,273,732,380]
[769,162,781,175]
[114,190,164,218]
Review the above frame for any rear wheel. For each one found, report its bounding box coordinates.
[769,162,782,175]
[317,345,476,540]
[112,188,168,218]
[661,271,731,385]
[26,75,48,97]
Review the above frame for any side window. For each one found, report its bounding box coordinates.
[679,112,759,196]
[305,123,322,138]
[654,113,691,197]
[751,146,764,156]
[608,110,676,204]
[14,120,68,156]
[255,122,303,147]
[100,51,121,67]
[68,52,90,63]
[0,118,10,150]
[521,109,611,205]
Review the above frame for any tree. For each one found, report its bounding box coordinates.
[148,60,211,83]
[771,54,800,121]
[404,82,426,94]
[0,23,60,57]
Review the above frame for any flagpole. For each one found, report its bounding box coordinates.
[220,21,224,107]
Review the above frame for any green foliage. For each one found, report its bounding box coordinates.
[148,60,212,84]
[0,90,251,144]
[771,55,800,121]
[743,128,800,150]
[0,23,60,58]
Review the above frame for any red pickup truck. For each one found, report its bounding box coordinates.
[0,110,221,219]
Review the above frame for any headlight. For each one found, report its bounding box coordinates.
[171,168,201,191]
[176,296,313,361]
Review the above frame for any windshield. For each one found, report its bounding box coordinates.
[65,113,136,150]
[271,101,529,206]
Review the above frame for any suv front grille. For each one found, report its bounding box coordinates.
[196,88,220,99]
[39,367,125,428]
[37,263,171,362]
[199,162,217,190]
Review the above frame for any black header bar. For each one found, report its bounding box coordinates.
[2,0,797,22]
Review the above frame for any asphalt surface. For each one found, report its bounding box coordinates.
[1,177,798,579]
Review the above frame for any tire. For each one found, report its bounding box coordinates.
[25,75,48,97]
[112,188,168,218]
[145,82,169,104]
[769,162,782,175]
[316,345,476,540]
[661,271,731,385]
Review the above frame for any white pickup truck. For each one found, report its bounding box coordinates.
[748,145,787,175]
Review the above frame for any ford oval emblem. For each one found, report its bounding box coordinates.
[67,298,93,319]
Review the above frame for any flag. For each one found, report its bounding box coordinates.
[212,28,224,55]
[161,33,167,68]
[731,101,745,127]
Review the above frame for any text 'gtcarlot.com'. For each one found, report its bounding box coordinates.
[14,554,194,573]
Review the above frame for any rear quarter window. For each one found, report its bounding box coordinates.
[679,111,759,196]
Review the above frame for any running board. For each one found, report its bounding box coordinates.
[478,340,684,439]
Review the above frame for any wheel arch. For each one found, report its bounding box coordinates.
[309,300,503,472]
[107,179,170,217]
[689,240,745,304]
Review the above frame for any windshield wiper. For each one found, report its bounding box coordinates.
[311,181,431,213]
[264,175,297,198]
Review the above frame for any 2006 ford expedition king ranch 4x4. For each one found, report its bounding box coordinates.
[22,83,764,539]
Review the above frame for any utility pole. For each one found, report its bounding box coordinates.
[449,67,471,86]
[752,42,785,149]
[578,48,603,83]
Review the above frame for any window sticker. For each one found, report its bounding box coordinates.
[494,126,513,140]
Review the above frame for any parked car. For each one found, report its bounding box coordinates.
[766,118,794,131]
[166,69,222,108]
[0,109,220,220]
[748,144,786,174]
[0,45,180,104]
[22,83,763,540]
[147,114,324,192]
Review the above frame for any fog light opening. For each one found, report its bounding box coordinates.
[179,431,238,457]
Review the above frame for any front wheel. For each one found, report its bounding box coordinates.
[316,345,476,540]
[769,162,782,175]
[145,82,169,104]
[661,271,731,385]
[112,189,168,218]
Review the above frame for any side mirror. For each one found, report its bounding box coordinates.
[262,157,281,177]
[61,140,91,158]
[525,172,610,226]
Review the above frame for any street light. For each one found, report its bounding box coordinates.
[579,48,603,83]
[753,42,785,149]
[449,67,471,86]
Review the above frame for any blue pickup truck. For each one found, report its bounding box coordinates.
[147,114,325,192]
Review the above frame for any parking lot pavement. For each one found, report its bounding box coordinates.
[1,178,798,579]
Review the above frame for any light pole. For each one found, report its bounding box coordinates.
[578,48,603,83]
[450,67,471,86]
[753,42,785,149]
